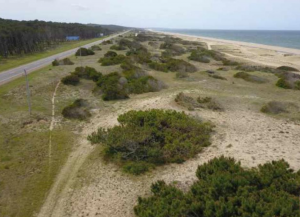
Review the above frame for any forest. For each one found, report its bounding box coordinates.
[0,18,123,57]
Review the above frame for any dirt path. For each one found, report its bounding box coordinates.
[48,81,61,178]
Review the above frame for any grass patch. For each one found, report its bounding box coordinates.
[88,109,213,175]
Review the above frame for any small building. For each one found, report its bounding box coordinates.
[66,36,80,41]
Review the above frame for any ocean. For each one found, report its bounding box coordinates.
[154,29,300,50]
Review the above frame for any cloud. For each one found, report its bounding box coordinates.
[71,4,89,11]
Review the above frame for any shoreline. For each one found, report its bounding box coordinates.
[150,29,300,55]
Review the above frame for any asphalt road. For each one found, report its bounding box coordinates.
[0,30,130,85]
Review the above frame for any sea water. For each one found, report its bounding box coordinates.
[155,29,300,50]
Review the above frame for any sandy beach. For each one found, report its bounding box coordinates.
[151,30,300,71]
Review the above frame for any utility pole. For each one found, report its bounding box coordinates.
[80,46,82,67]
[24,70,32,115]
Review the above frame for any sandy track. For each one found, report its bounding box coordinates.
[45,91,300,217]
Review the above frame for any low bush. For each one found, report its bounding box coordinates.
[209,74,227,80]
[62,99,91,120]
[149,58,197,73]
[160,42,186,56]
[176,71,189,78]
[52,58,74,66]
[88,110,213,174]
[260,101,299,115]
[234,72,268,83]
[276,78,292,89]
[188,50,210,63]
[110,45,126,51]
[277,66,299,72]
[99,53,127,66]
[96,72,129,101]
[61,74,80,85]
[134,156,300,217]
[175,93,202,111]
[101,40,113,45]
[91,45,102,51]
[236,65,276,73]
[188,48,223,62]
[222,58,239,66]
[75,48,95,56]
[294,80,300,90]
[52,59,59,66]
[73,66,102,81]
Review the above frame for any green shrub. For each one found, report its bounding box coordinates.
[276,78,292,89]
[188,48,223,62]
[75,48,95,56]
[122,162,153,175]
[188,50,210,63]
[150,58,197,73]
[160,42,186,56]
[52,59,59,66]
[294,80,300,90]
[99,54,127,66]
[234,72,268,83]
[222,58,239,66]
[176,71,189,78]
[52,58,74,66]
[61,74,80,85]
[88,109,213,174]
[209,74,227,80]
[104,51,118,58]
[73,66,102,81]
[236,65,276,73]
[96,72,129,101]
[175,92,202,110]
[277,66,299,72]
[134,156,300,217]
[62,99,91,120]
[91,45,102,51]
[101,40,112,45]
[110,45,126,50]
[261,101,289,114]
[149,62,169,72]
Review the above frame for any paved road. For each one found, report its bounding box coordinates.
[0,30,130,85]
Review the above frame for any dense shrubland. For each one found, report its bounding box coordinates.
[160,42,186,56]
[98,51,127,66]
[52,58,74,66]
[75,48,95,56]
[134,156,300,217]
[188,48,223,63]
[149,58,197,73]
[88,109,213,175]
[62,99,91,120]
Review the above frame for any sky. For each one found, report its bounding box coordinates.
[0,0,300,30]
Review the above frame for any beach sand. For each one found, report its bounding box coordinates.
[151,30,300,71]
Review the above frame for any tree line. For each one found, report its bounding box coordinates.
[0,18,117,57]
